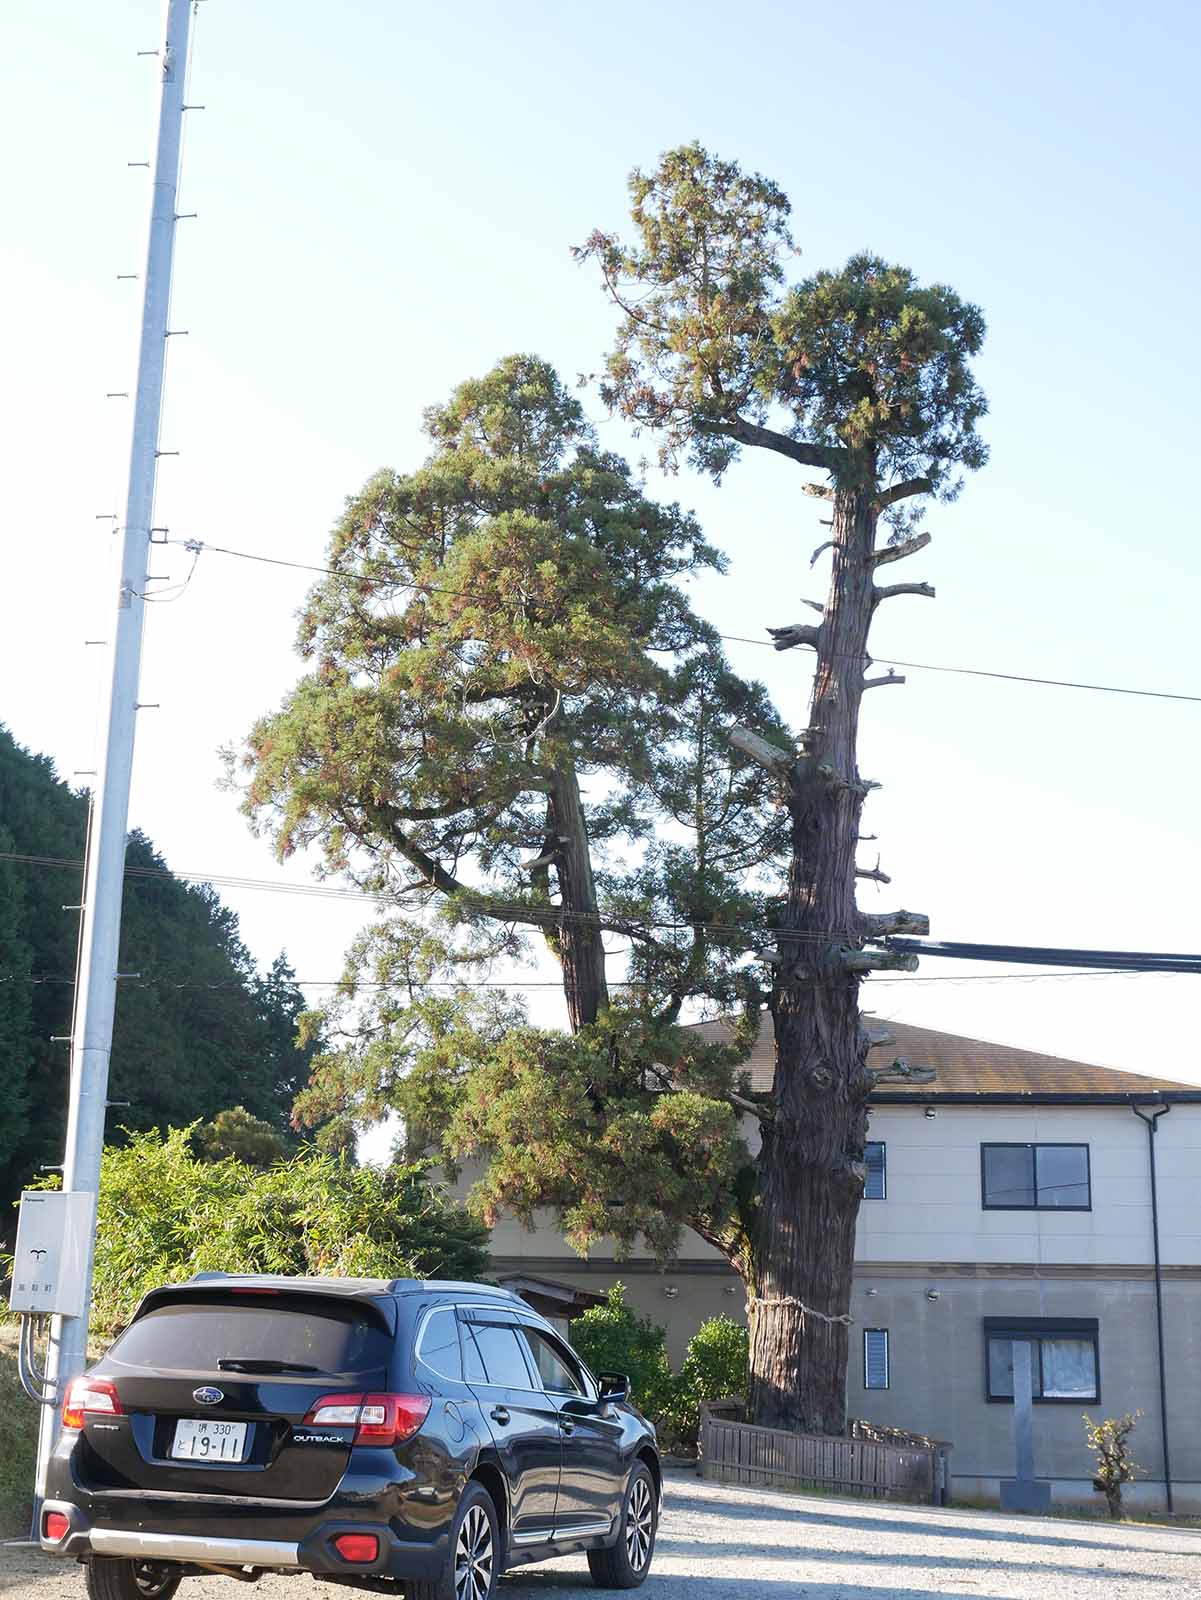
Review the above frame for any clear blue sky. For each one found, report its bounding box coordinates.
[2,0,1199,1081]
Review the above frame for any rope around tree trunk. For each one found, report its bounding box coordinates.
[748,1294,854,1326]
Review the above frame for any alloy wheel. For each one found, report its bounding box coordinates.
[624,1476,654,1571]
[454,1503,494,1600]
[130,1564,175,1598]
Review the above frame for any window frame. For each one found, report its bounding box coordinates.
[863,1327,889,1390]
[414,1305,465,1382]
[863,1141,887,1201]
[458,1311,541,1391]
[517,1321,595,1400]
[980,1142,1092,1212]
[983,1316,1100,1406]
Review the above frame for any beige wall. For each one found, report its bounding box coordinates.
[847,1270,1201,1512]
[857,1103,1201,1267]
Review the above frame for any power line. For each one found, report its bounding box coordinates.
[173,539,1201,707]
[0,848,846,944]
[0,966,1182,991]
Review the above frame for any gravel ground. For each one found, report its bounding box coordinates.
[5,1468,1201,1600]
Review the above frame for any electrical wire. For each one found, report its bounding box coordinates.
[0,848,852,945]
[170,538,1201,707]
[0,966,1186,991]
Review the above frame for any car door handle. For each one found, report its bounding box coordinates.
[560,1419,575,1436]
[490,1406,510,1424]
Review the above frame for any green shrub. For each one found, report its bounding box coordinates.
[666,1315,748,1450]
[569,1284,676,1424]
[193,1106,289,1167]
[88,1127,489,1335]
[0,1323,36,1537]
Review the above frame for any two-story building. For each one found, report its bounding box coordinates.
[481,1017,1201,1510]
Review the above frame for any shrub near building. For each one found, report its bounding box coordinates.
[571,1284,748,1452]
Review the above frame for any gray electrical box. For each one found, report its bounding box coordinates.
[8,1191,95,1317]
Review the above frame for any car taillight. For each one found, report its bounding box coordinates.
[44,1512,70,1543]
[62,1376,123,1432]
[333,1534,379,1563]
[303,1393,430,1446]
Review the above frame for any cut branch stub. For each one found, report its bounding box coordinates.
[870,1056,938,1084]
[802,482,834,501]
[766,621,822,652]
[872,530,932,568]
[859,909,930,937]
[875,476,933,510]
[730,726,796,776]
[863,671,905,690]
[873,581,936,604]
[856,863,891,885]
[840,949,920,974]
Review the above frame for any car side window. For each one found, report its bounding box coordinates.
[415,1307,462,1381]
[467,1322,536,1389]
[520,1326,587,1396]
[460,1322,488,1384]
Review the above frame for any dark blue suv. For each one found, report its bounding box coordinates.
[40,1275,661,1600]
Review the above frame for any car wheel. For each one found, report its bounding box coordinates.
[407,1480,499,1600]
[587,1462,657,1589]
[85,1559,182,1600]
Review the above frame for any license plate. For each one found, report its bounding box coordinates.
[171,1418,248,1462]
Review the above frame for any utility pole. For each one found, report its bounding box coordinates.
[35,0,195,1506]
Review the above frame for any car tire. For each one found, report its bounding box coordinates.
[85,1559,182,1600]
[407,1480,500,1600]
[587,1462,657,1589]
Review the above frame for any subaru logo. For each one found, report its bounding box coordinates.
[193,1386,224,1406]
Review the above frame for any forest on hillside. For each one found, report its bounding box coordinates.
[0,724,317,1213]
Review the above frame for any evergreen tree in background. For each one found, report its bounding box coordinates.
[0,724,319,1213]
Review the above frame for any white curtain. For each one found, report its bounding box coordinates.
[1041,1337,1095,1398]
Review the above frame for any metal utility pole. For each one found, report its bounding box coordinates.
[35,0,195,1500]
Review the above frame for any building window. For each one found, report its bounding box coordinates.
[864,1141,886,1200]
[864,1328,889,1390]
[984,1318,1099,1404]
[981,1143,1090,1209]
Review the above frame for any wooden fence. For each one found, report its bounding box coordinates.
[700,1407,952,1504]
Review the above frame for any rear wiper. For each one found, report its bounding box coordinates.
[217,1358,322,1375]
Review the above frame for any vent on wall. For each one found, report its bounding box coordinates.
[864,1141,886,1200]
[864,1327,890,1390]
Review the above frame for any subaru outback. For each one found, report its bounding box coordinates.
[39,1275,661,1600]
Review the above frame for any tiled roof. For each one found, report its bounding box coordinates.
[686,1014,1199,1100]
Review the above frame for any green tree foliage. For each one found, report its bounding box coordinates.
[235,355,790,1241]
[0,726,319,1211]
[86,1127,489,1335]
[233,354,729,1033]
[579,143,988,1435]
[568,1284,675,1425]
[193,1106,289,1167]
[579,141,986,512]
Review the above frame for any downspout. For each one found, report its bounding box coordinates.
[1131,1101,1173,1514]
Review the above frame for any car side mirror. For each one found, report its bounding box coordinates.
[598,1371,630,1403]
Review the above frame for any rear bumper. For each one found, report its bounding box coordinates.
[40,1497,448,1580]
[93,1528,300,1567]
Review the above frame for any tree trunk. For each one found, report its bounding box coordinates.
[747,482,878,1434]
[546,767,609,1031]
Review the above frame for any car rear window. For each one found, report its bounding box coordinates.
[109,1298,392,1374]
